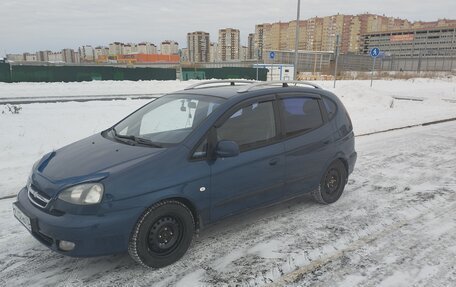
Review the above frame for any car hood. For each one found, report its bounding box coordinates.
[36,133,164,184]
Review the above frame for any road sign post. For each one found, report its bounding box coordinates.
[256,49,260,81]
[269,51,275,81]
[333,34,340,88]
[370,47,380,87]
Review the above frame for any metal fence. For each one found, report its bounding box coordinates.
[337,54,456,73]
[264,51,456,73]
[0,62,268,83]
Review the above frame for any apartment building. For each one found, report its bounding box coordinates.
[252,13,455,57]
[218,28,240,61]
[122,44,136,55]
[248,33,255,59]
[160,41,179,55]
[94,46,109,60]
[62,48,78,63]
[209,42,218,62]
[137,42,157,54]
[37,51,51,62]
[6,54,24,62]
[240,46,248,61]
[78,45,95,62]
[187,31,210,63]
[24,53,38,62]
[109,42,123,56]
[254,24,267,60]
[48,52,63,62]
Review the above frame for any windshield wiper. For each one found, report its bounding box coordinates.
[112,127,137,145]
[112,127,162,148]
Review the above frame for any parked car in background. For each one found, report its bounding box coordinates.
[13,80,356,267]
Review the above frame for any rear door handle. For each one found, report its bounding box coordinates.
[269,158,279,166]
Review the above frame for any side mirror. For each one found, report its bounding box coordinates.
[216,140,240,158]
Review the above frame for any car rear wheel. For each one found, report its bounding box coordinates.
[312,160,347,204]
[128,200,195,268]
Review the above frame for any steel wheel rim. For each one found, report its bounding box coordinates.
[148,216,183,255]
[324,168,341,194]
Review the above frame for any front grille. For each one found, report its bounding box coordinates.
[28,185,51,209]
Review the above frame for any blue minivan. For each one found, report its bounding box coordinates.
[13,80,356,267]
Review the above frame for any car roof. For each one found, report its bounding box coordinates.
[170,81,336,101]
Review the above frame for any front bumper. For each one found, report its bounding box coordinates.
[14,187,143,257]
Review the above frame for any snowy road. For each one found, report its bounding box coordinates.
[0,120,455,286]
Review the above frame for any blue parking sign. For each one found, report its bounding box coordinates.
[269,51,275,59]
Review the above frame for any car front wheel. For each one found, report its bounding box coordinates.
[128,200,195,268]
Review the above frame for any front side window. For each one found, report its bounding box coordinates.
[280,97,323,136]
[217,101,276,151]
[113,94,224,146]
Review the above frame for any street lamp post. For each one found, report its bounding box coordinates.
[293,0,301,80]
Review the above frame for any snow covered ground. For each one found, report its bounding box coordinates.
[0,121,455,286]
[0,79,455,286]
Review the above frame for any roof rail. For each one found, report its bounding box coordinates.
[237,81,321,93]
[184,80,257,90]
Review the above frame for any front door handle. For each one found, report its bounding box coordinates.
[269,158,279,166]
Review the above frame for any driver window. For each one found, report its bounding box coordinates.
[217,101,276,151]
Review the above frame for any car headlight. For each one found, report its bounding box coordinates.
[58,183,104,205]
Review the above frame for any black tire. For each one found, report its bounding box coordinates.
[128,200,195,268]
[312,160,347,204]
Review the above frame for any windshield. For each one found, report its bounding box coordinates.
[112,94,224,146]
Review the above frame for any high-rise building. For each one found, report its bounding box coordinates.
[48,52,63,62]
[248,33,255,59]
[94,46,109,60]
[209,42,218,62]
[123,44,136,55]
[137,42,157,54]
[254,24,268,60]
[109,42,123,56]
[251,13,447,55]
[6,54,24,62]
[78,45,95,62]
[160,41,179,55]
[187,31,210,63]
[218,28,240,61]
[62,48,77,63]
[24,53,38,62]
[240,46,248,61]
[37,51,51,62]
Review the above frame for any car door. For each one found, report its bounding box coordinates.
[209,96,285,221]
[278,93,335,196]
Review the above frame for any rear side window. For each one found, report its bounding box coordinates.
[322,97,337,119]
[279,98,323,136]
[217,101,276,151]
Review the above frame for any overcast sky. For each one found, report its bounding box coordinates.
[1,0,455,55]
